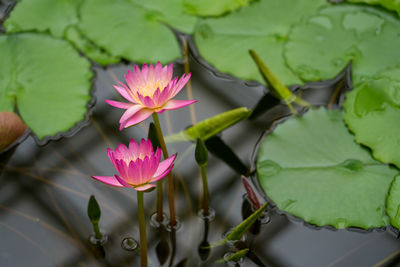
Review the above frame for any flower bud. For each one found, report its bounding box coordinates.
[0,111,27,151]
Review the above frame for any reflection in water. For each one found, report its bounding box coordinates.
[155,226,170,265]
[198,215,212,261]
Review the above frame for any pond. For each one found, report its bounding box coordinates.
[1,0,400,266]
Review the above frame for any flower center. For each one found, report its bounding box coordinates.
[140,81,167,97]
[122,153,147,165]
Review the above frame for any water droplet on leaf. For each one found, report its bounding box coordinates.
[257,160,281,176]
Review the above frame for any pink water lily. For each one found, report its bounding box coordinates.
[92,139,176,191]
[106,62,196,130]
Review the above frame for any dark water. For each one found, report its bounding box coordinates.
[1,2,400,267]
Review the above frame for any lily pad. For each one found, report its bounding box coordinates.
[0,33,93,141]
[130,0,198,34]
[348,0,400,16]
[386,174,400,230]
[194,0,327,85]
[4,0,119,65]
[4,0,82,38]
[343,70,400,168]
[78,0,182,64]
[285,4,400,83]
[184,0,254,17]
[4,0,193,64]
[64,26,119,65]
[256,108,397,229]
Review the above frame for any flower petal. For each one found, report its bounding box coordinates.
[115,159,129,179]
[166,63,173,81]
[155,61,162,79]
[117,143,129,156]
[141,156,152,182]
[155,87,171,106]
[125,160,141,185]
[114,174,132,187]
[119,105,144,124]
[161,99,197,111]
[92,175,125,187]
[139,139,153,157]
[134,183,156,191]
[170,73,191,98]
[151,163,174,183]
[153,153,176,178]
[128,139,139,158]
[105,100,132,109]
[107,148,119,170]
[113,84,135,103]
[120,108,153,129]
[137,94,156,108]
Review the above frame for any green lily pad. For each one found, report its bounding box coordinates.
[130,0,198,34]
[183,0,254,17]
[65,26,120,65]
[4,0,194,64]
[343,70,400,168]
[194,0,327,85]
[285,4,400,83]
[4,0,82,38]
[0,33,93,141]
[256,108,397,229]
[386,174,400,230]
[348,0,400,16]
[4,0,119,65]
[78,0,182,64]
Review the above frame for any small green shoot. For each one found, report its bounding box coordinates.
[213,201,268,247]
[165,107,252,143]
[249,49,312,115]
[216,248,249,264]
[87,195,102,240]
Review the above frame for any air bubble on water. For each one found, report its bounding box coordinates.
[121,237,138,251]
[198,208,216,221]
[149,212,168,228]
[89,232,108,246]
[165,217,182,232]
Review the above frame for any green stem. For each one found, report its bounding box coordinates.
[156,180,163,222]
[152,113,177,226]
[200,166,209,216]
[93,222,102,240]
[137,191,147,267]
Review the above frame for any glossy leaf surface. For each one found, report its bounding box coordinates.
[184,0,254,17]
[257,108,397,229]
[285,4,400,84]
[0,33,92,140]
[194,0,327,85]
[343,69,400,168]
[78,0,182,64]
[386,174,400,230]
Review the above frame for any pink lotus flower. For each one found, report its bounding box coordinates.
[106,62,196,130]
[92,139,176,191]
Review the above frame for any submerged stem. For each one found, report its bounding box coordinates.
[152,113,177,226]
[156,180,163,222]
[201,166,209,216]
[93,222,102,240]
[137,191,147,267]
